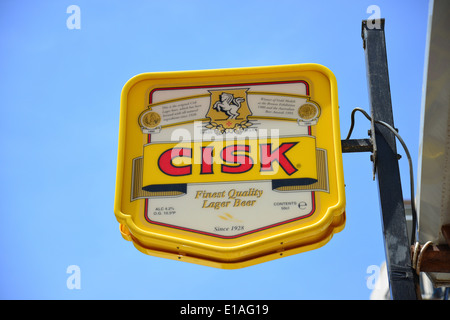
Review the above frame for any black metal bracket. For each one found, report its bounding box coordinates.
[368,127,378,180]
[341,138,373,153]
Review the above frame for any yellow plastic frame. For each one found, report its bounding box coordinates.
[114,64,345,269]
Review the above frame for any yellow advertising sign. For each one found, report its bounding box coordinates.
[115,64,345,268]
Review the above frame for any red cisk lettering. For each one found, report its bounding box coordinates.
[220,145,254,174]
[260,142,298,175]
[158,143,298,176]
[158,147,192,176]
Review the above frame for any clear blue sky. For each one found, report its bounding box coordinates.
[0,0,429,299]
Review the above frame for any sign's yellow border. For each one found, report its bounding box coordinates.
[114,63,345,269]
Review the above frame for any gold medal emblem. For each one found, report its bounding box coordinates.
[298,103,318,120]
[140,111,161,129]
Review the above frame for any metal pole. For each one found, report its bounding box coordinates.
[361,19,419,300]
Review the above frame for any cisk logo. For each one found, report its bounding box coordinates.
[158,141,299,177]
[206,89,253,134]
[141,136,319,192]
